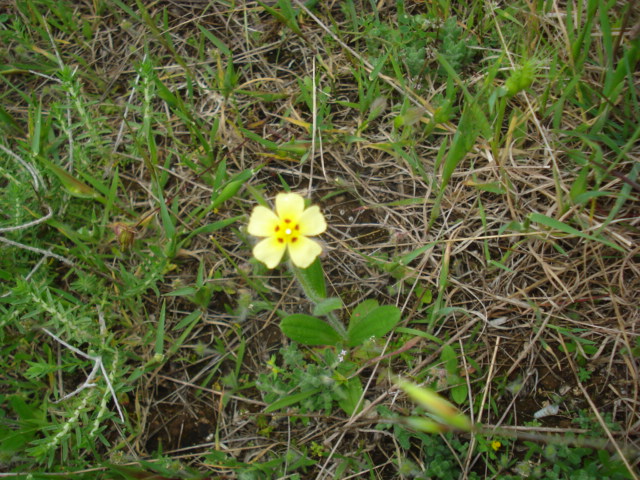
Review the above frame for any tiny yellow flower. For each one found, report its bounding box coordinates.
[491,440,501,451]
[247,192,327,269]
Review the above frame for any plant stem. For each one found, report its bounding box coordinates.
[289,260,348,340]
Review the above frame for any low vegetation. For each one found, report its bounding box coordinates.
[1,0,639,478]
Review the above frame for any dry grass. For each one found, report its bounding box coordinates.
[1,0,639,478]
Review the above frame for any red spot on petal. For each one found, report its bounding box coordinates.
[291,237,298,243]
[294,224,300,231]
[284,218,291,223]
[277,238,284,244]
[275,225,280,232]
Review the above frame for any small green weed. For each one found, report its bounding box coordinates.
[355,4,477,79]
[257,342,364,418]
[1,0,638,478]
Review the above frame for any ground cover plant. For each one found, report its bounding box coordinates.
[1,0,639,478]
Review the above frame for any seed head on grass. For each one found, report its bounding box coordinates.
[248,192,327,269]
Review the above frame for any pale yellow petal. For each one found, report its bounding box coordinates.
[287,236,322,268]
[297,206,327,236]
[253,237,287,269]
[247,205,279,237]
[275,192,305,221]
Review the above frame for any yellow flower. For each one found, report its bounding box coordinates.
[491,440,501,451]
[248,192,327,269]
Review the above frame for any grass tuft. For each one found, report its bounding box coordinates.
[1,0,638,478]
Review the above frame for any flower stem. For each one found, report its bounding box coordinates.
[324,311,347,341]
[289,260,347,340]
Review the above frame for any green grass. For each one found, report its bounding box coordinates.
[1,0,639,478]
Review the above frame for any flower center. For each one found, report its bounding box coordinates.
[274,218,300,244]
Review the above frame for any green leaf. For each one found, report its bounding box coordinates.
[440,344,458,376]
[349,299,379,324]
[0,104,25,136]
[0,427,33,458]
[159,200,175,240]
[572,191,613,206]
[240,127,281,151]
[264,388,321,413]
[155,301,166,356]
[346,305,401,347]
[210,179,245,210]
[163,286,197,297]
[451,383,468,405]
[280,314,341,346]
[154,76,180,109]
[257,0,303,37]
[291,258,327,302]
[185,216,242,242]
[9,396,44,424]
[337,377,363,416]
[529,213,623,252]
[395,327,444,344]
[467,181,507,194]
[397,243,436,265]
[173,310,202,332]
[369,51,390,81]
[503,61,535,97]
[197,25,231,56]
[313,297,343,316]
[415,285,432,305]
[441,104,485,187]
[39,158,103,199]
